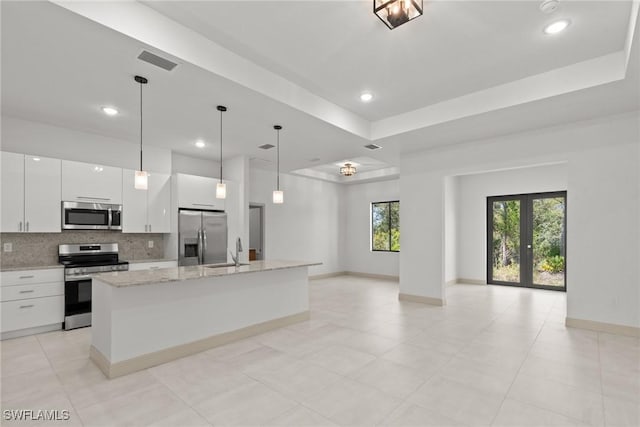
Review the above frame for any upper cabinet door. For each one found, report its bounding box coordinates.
[61,160,122,204]
[1,152,25,232]
[176,173,224,211]
[24,155,61,233]
[147,173,171,233]
[121,169,148,233]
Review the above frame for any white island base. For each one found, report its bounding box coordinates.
[90,261,317,378]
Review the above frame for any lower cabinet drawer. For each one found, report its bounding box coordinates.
[1,269,64,287]
[1,295,64,333]
[0,282,64,302]
[128,261,178,271]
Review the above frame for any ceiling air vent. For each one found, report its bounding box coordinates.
[364,143,382,150]
[258,144,275,150]
[137,50,178,71]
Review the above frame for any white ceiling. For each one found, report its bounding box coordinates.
[1,1,638,181]
[143,0,631,120]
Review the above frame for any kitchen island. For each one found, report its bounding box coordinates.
[90,260,320,378]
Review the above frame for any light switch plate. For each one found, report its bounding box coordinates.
[148,240,154,248]
[3,243,13,252]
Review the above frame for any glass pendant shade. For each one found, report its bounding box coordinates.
[134,170,148,190]
[216,182,227,199]
[273,190,284,204]
[374,0,423,29]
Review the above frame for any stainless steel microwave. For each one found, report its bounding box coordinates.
[62,201,122,230]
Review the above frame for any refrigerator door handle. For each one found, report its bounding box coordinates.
[197,228,204,264]
[203,229,208,257]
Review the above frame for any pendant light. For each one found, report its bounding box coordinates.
[134,75,148,190]
[216,105,227,199]
[272,125,284,204]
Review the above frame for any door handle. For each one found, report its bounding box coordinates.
[197,229,204,264]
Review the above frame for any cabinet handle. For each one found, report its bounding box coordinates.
[145,224,148,232]
[77,196,111,201]
[19,221,22,232]
[18,275,34,279]
[19,290,35,294]
[19,304,34,309]
[26,221,29,232]
[193,203,215,207]
[149,224,152,232]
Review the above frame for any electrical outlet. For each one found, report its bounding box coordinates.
[3,243,13,252]
[148,240,154,249]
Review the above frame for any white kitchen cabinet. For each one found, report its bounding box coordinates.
[127,260,177,271]
[1,152,24,232]
[24,155,62,232]
[122,170,171,233]
[176,173,225,211]
[0,152,61,233]
[0,267,64,338]
[61,160,122,204]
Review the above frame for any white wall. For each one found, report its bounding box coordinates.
[400,112,639,329]
[2,116,172,173]
[343,179,400,277]
[456,164,568,282]
[443,176,458,284]
[171,152,220,178]
[249,168,344,276]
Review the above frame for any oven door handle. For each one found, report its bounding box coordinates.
[65,275,93,282]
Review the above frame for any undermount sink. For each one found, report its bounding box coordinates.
[205,263,249,268]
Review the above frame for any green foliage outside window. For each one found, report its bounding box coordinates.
[372,201,400,252]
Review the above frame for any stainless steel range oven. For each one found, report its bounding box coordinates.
[59,243,128,330]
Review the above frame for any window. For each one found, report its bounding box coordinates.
[371,201,400,252]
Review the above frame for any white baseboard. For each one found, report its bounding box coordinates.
[91,311,310,379]
[455,278,487,285]
[1,323,62,341]
[346,271,399,282]
[309,271,347,280]
[566,317,640,338]
[398,293,445,306]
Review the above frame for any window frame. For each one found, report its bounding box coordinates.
[370,200,400,253]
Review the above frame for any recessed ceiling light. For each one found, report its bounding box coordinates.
[101,106,119,116]
[544,19,570,35]
[360,92,373,102]
[195,140,206,148]
[32,157,41,162]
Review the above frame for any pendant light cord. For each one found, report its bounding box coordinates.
[220,109,223,183]
[139,80,143,171]
[276,128,280,191]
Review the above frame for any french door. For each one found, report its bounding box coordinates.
[487,192,566,291]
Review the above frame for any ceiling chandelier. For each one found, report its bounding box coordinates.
[340,163,357,177]
[374,0,423,30]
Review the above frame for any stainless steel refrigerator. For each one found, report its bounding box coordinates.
[178,209,227,266]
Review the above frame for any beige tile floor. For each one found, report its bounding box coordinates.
[1,277,639,426]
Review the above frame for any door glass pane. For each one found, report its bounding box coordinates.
[492,200,520,283]
[532,197,566,287]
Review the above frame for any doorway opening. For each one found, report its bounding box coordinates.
[487,191,567,291]
[249,204,265,261]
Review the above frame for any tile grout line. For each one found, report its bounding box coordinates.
[35,333,86,427]
[597,332,608,427]
[145,368,214,426]
[487,294,555,426]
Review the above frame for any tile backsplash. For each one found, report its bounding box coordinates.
[0,232,165,268]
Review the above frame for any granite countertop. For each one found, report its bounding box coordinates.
[92,260,322,288]
[126,259,178,264]
[0,264,65,272]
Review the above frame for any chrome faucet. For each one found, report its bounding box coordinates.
[230,237,243,267]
